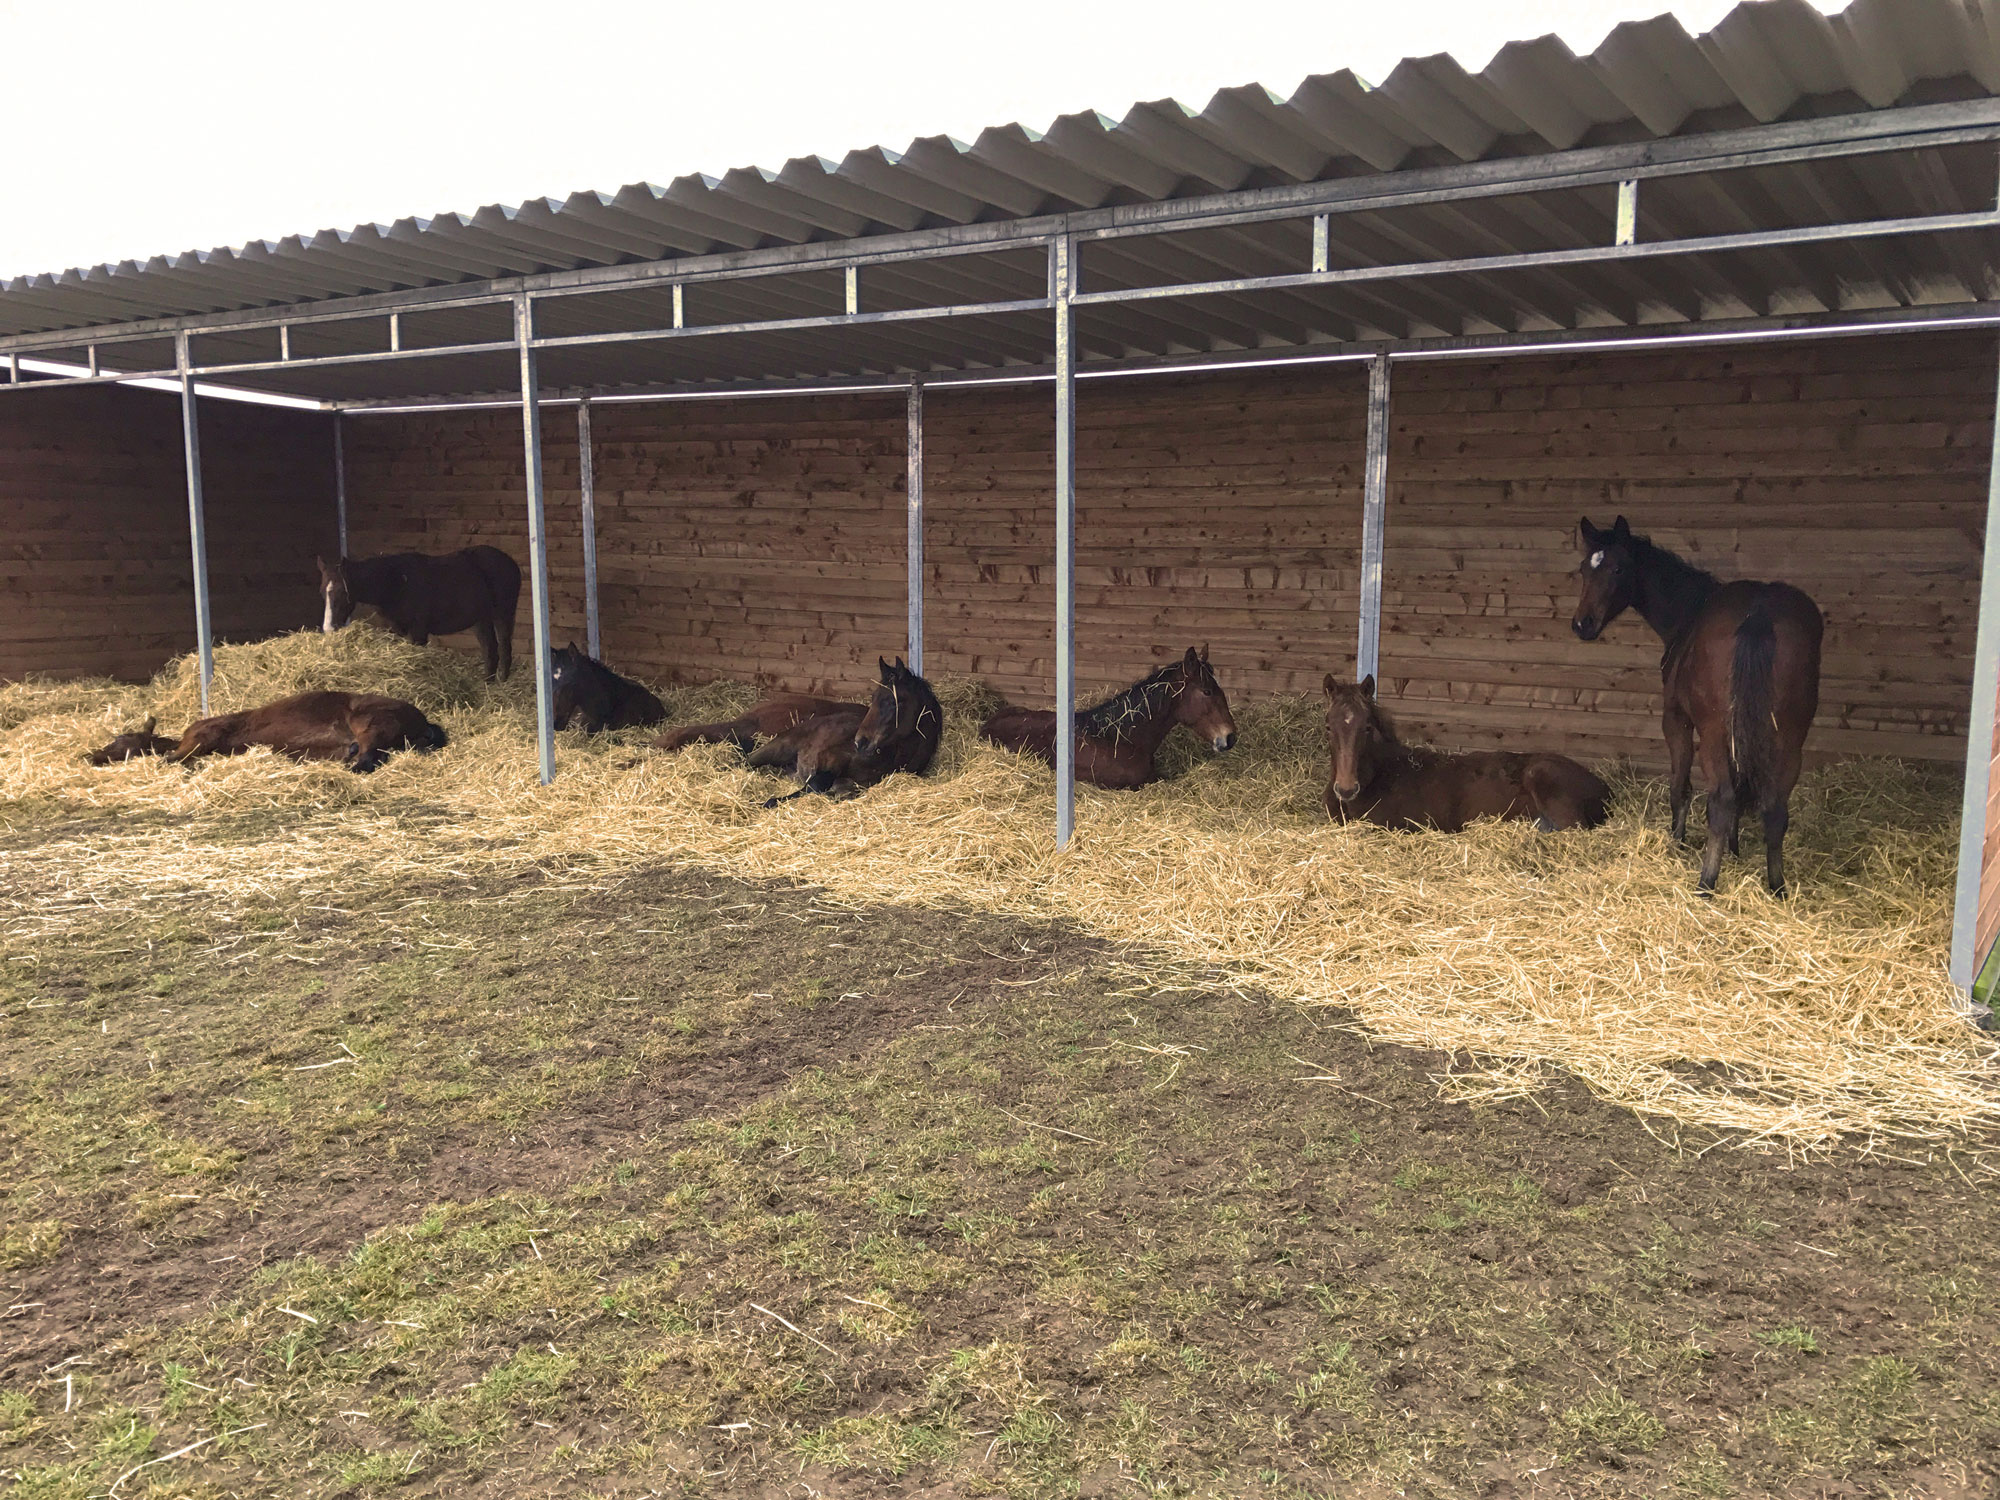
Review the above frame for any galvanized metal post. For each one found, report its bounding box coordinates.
[1615,180,1640,246]
[514,293,557,784]
[1053,236,1078,846]
[332,411,349,557]
[1947,339,2000,1002]
[578,397,602,661]
[906,377,925,673]
[175,331,214,714]
[1356,353,1391,684]
[1312,214,1330,274]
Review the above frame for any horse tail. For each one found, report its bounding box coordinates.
[1729,608,1779,812]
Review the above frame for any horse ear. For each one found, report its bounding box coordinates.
[140,716,156,735]
[1360,674,1376,699]
[314,554,328,579]
[895,655,907,672]
[1579,517,1602,547]
[1612,515,1631,540]
[1322,673,1337,698]
[1183,646,1201,669]
[1200,643,1210,663]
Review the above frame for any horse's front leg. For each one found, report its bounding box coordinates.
[1663,705,1695,843]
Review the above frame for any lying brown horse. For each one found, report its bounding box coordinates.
[1572,515,1823,895]
[1323,675,1609,832]
[319,547,522,681]
[654,694,856,753]
[88,692,447,774]
[980,646,1238,789]
[745,657,943,805]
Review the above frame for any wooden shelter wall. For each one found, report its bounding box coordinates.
[0,384,337,683]
[342,333,1990,775]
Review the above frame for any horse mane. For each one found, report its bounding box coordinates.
[1623,526,1722,600]
[1619,525,1725,666]
[1078,660,1200,745]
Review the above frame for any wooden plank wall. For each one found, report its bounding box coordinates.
[0,384,338,682]
[342,331,1989,774]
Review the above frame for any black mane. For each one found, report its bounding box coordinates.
[1077,662,1198,745]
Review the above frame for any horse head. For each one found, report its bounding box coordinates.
[87,716,174,766]
[1323,673,1386,804]
[1171,645,1237,753]
[316,555,355,633]
[1572,515,1638,641]
[854,656,931,758]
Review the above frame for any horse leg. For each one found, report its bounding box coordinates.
[1663,705,1695,843]
[1697,766,1736,896]
[473,618,500,681]
[1761,799,1790,896]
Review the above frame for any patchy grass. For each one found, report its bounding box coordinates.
[2,841,1998,1495]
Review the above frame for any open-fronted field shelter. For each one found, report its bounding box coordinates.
[7,0,2000,1001]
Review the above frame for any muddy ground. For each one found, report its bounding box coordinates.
[3,858,1997,1498]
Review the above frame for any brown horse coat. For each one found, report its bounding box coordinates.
[1324,676,1609,833]
[980,647,1238,790]
[746,658,943,804]
[1572,515,1823,894]
[319,547,522,681]
[89,692,448,774]
[654,694,858,753]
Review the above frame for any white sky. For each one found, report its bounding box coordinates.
[0,0,1826,283]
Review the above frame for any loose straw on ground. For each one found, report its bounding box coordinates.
[1,624,1995,1148]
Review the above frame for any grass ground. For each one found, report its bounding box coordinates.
[5,828,1998,1498]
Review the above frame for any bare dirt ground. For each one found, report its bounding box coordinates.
[4,845,1998,1499]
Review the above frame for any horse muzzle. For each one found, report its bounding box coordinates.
[1332,782,1360,804]
[1571,615,1601,641]
[1213,731,1237,753]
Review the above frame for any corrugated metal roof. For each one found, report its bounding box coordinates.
[6,0,1998,344]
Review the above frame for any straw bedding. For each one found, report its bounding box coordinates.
[2,624,1993,1148]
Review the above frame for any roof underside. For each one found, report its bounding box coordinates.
[8,0,2000,404]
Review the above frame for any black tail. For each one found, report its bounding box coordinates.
[1729,610,1778,812]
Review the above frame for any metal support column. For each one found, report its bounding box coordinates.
[1947,340,2000,1000]
[514,293,557,784]
[175,332,214,714]
[1053,236,1078,846]
[332,411,349,556]
[906,378,925,672]
[1615,180,1640,246]
[578,397,602,660]
[1356,353,1391,684]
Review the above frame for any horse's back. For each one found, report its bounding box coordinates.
[1522,754,1611,829]
[979,706,1055,759]
[462,545,522,608]
[1671,578,1823,727]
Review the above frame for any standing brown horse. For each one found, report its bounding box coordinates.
[1571,515,1823,895]
[89,692,448,773]
[318,547,522,681]
[979,646,1238,789]
[746,657,944,805]
[1323,676,1609,831]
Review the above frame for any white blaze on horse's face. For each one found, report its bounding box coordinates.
[321,581,335,634]
[1588,550,1605,569]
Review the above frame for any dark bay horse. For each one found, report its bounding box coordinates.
[318,547,522,681]
[1572,515,1823,895]
[89,692,447,774]
[1323,676,1609,832]
[654,693,858,754]
[745,657,943,805]
[551,644,666,733]
[979,646,1238,790]
[86,717,179,765]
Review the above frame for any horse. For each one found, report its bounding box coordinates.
[551,644,666,733]
[1323,675,1610,832]
[1571,514,1823,895]
[318,547,522,681]
[85,717,178,765]
[745,657,943,805]
[89,692,448,774]
[979,646,1237,790]
[654,693,860,753]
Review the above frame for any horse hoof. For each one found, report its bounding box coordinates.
[1532,815,1557,834]
[760,796,784,810]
